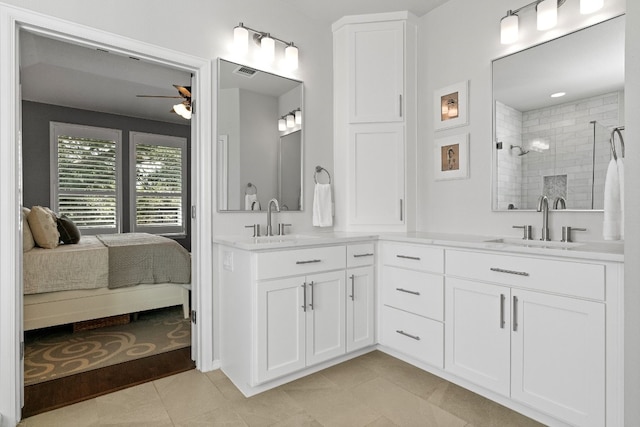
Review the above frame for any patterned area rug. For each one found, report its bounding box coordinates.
[24,306,190,385]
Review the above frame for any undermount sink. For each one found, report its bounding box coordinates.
[245,234,322,244]
[484,238,585,249]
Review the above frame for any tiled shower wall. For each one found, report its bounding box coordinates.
[495,91,623,210]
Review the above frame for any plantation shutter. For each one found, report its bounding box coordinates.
[51,122,122,234]
[130,132,187,235]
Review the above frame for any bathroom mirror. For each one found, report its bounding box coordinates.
[217,58,303,212]
[492,16,624,211]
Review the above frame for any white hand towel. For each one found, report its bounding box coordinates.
[245,194,258,211]
[617,158,625,239]
[603,158,621,240]
[313,183,333,227]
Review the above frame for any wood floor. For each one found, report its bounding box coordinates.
[23,347,195,418]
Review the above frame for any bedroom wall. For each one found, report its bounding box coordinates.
[21,101,192,250]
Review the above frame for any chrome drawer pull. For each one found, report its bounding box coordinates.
[301,284,307,312]
[490,267,529,277]
[396,255,421,261]
[396,287,420,296]
[396,330,420,341]
[349,274,355,301]
[500,293,505,329]
[513,296,519,332]
[296,259,322,265]
[353,253,374,258]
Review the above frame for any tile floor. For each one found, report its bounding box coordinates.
[19,351,543,427]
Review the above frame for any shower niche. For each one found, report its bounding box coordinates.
[492,16,625,211]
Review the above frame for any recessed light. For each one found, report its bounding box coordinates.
[550,92,566,98]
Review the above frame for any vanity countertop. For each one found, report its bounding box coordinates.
[213,231,624,262]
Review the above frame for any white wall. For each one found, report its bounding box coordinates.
[0,0,333,236]
[418,0,626,242]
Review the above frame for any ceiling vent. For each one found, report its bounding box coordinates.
[233,65,257,78]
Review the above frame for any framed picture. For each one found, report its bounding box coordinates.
[434,81,468,130]
[434,133,469,180]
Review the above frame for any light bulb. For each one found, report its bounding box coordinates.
[278,118,286,131]
[260,34,275,63]
[295,110,302,125]
[537,0,557,31]
[580,0,603,14]
[285,44,299,70]
[500,13,519,44]
[234,24,248,55]
[286,114,295,128]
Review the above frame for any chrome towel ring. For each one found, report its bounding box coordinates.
[314,166,331,184]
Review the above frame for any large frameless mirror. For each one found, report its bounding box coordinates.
[492,16,625,211]
[217,58,303,212]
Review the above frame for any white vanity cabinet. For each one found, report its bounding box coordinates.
[333,12,416,231]
[346,243,376,352]
[379,242,445,368]
[445,250,607,427]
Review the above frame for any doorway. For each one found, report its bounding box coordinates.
[0,6,214,425]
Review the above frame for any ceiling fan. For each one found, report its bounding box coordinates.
[136,85,192,120]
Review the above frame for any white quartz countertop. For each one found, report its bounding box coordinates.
[213,231,624,262]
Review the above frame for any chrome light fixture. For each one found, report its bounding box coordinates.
[233,22,299,69]
[500,0,603,45]
[278,108,302,131]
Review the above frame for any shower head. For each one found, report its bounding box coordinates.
[510,145,530,156]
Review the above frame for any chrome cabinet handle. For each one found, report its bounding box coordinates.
[396,254,420,261]
[349,274,355,301]
[513,296,518,332]
[400,199,403,221]
[500,294,505,329]
[309,281,314,310]
[296,259,322,265]
[396,330,420,341]
[490,267,529,277]
[301,283,307,312]
[396,287,420,296]
[399,94,403,117]
[353,253,374,258]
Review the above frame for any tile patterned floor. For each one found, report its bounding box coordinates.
[19,351,544,427]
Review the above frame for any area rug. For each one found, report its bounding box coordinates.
[24,306,190,385]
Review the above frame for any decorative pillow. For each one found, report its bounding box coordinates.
[57,214,81,244]
[21,207,36,252]
[27,206,60,249]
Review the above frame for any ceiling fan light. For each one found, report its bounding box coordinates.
[234,24,249,55]
[580,0,603,14]
[500,12,519,44]
[536,0,558,31]
[260,34,275,63]
[285,44,299,70]
[173,103,191,120]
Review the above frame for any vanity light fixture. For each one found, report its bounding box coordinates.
[277,108,302,131]
[286,114,295,128]
[233,22,299,69]
[295,109,302,125]
[500,0,603,45]
[278,118,287,131]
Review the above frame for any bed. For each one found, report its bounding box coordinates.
[22,208,192,331]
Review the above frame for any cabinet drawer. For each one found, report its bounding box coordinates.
[347,243,375,268]
[256,246,346,280]
[381,306,443,368]
[382,266,443,321]
[446,250,605,300]
[382,242,444,273]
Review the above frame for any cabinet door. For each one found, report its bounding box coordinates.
[346,266,375,352]
[257,277,306,383]
[445,278,511,396]
[306,271,346,366]
[511,289,605,427]
[348,21,404,123]
[348,123,404,226]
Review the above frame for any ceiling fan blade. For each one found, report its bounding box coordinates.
[136,95,183,98]
[174,85,191,99]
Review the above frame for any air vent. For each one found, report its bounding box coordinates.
[233,66,257,78]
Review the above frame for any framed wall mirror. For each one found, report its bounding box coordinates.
[492,15,625,211]
[217,58,303,212]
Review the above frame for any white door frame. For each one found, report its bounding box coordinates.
[0,5,214,426]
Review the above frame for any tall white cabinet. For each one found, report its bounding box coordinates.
[333,12,417,231]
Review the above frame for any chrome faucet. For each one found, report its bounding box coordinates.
[266,198,280,236]
[536,195,550,241]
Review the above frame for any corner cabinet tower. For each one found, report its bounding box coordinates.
[333,12,417,232]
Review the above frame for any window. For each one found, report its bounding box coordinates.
[50,122,122,234]
[130,132,187,236]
